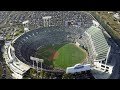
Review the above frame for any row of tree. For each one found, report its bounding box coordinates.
[23,68,95,79]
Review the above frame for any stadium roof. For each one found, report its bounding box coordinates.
[86,26,109,60]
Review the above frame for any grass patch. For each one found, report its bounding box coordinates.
[35,43,86,69]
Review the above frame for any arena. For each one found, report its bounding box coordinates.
[13,26,88,69]
[3,11,114,79]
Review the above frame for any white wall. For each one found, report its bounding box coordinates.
[66,64,91,74]
[75,42,80,47]
[12,72,23,79]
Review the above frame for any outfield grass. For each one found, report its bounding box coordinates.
[35,43,86,69]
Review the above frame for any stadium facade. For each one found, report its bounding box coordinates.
[3,41,30,79]
[83,26,112,74]
[84,26,110,61]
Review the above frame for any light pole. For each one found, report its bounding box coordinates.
[30,56,44,79]
[36,60,39,79]
[39,59,44,79]
[33,60,34,68]
[22,20,29,33]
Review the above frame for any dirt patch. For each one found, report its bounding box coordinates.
[53,51,59,59]
[48,49,59,60]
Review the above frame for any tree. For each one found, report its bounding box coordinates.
[62,73,73,79]
[50,72,55,79]
[38,70,45,79]
[29,69,37,78]
[67,73,74,79]
[43,71,50,79]
[62,73,68,79]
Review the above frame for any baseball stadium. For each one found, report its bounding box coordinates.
[13,26,88,70]
[3,11,114,79]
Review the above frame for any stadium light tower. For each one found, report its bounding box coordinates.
[42,16,52,27]
[30,56,44,79]
[39,59,44,79]
[30,56,35,68]
[22,20,29,33]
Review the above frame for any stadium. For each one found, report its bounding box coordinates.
[13,26,88,70]
[3,11,114,79]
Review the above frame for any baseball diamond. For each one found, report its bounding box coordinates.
[13,26,87,70]
[35,43,87,69]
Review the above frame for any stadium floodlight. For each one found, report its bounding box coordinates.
[30,56,35,68]
[42,16,51,27]
[39,59,44,79]
[42,16,52,19]
[22,20,29,33]
[30,56,44,79]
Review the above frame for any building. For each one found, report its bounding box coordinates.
[83,26,112,74]
[113,13,120,20]
[66,64,91,74]
[3,41,30,79]
[92,20,99,27]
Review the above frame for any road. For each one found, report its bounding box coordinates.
[108,38,120,79]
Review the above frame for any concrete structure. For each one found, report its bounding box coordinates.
[0,36,4,40]
[42,16,52,27]
[3,41,30,79]
[83,26,113,74]
[113,13,120,20]
[92,20,99,27]
[66,64,91,74]
[75,42,80,47]
[84,26,110,61]
[22,20,29,32]
[30,56,44,78]
[12,72,23,79]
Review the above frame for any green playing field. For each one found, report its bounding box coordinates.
[35,43,87,69]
